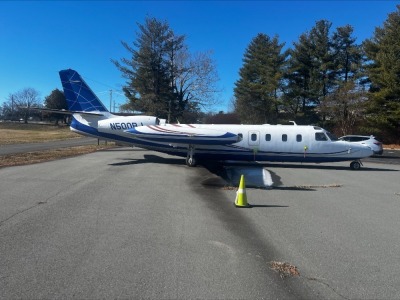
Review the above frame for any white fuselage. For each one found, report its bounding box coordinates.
[70,116,373,164]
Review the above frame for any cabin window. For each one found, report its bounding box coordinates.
[296,134,302,142]
[238,133,243,140]
[282,134,287,142]
[251,133,257,142]
[265,134,271,141]
[315,132,328,141]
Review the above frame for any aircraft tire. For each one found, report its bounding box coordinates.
[186,157,197,167]
[350,161,361,170]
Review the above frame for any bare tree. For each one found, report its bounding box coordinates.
[321,82,366,135]
[9,88,42,123]
[172,48,220,120]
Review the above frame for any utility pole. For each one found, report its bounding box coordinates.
[11,95,14,121]
[168,34,175,124]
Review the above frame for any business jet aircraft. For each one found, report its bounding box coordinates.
[56,69,373,170]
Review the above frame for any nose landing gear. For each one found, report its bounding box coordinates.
[186,145,197,167]
[350,160,363,170]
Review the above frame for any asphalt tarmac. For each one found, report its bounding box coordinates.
[1,147,400,299]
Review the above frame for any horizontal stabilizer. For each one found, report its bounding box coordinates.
[125,125,239,145]
[30,107,104,116]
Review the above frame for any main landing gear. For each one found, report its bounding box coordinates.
[186,145,197,167]
[350,160,363,170]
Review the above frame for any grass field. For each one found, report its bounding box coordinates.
[0,122,115,168]
[0,122,80,145]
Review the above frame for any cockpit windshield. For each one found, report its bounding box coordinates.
[326,131,338,141]
[315,132,328,141]
[315,131,338,141]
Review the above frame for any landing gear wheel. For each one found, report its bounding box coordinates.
[350,161,361,170]
[186,156,197,167]
[186,144,197,167]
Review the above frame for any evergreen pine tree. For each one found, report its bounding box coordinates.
[44,89,67,125]
[309,20,335,103]
[234,34,286,124]
[114,17,174,118]
[318,24,365,134]
[364,5,400,142]
[332,25,363,84]
[284,32,314,118]
[113,17,219,123]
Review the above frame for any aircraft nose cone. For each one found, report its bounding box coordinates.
[353,144,374,157]
[365,147,374,157]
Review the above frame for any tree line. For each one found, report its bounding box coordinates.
[235,6,400,142]
[1,6,399,143]
[1,88,67,124]
[111,8,400,142]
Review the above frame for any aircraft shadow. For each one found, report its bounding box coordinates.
[203,159,398,172]
[108,153,396,172]
[272,186,316,191]
[109,154,185,166]
[377,155,400,159]
[248,204,289,208]
[100,147,148,152]
[256,163,398,172]
[109,154,396,192]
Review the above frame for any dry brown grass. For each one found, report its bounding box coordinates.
[269,261,300,278]
[0,123,80,145]
[0,145,115,169]
[0,122,117,168]
[385,144,400,150]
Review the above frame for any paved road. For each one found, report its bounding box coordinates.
[1,148,400,299]
[364,149,400,165]
[0,137,100,155]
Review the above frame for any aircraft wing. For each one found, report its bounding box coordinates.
[125,125,239,145]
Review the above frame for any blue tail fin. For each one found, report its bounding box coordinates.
[59,69,109,112]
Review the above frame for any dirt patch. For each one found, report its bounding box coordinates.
[269,261,300,278]
[294,184,342,189]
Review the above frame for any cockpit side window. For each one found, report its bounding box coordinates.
[315,132,328,141]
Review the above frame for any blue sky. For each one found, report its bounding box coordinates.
[0,1,398,113]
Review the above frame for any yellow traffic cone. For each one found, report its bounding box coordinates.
[235,175,250,208]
